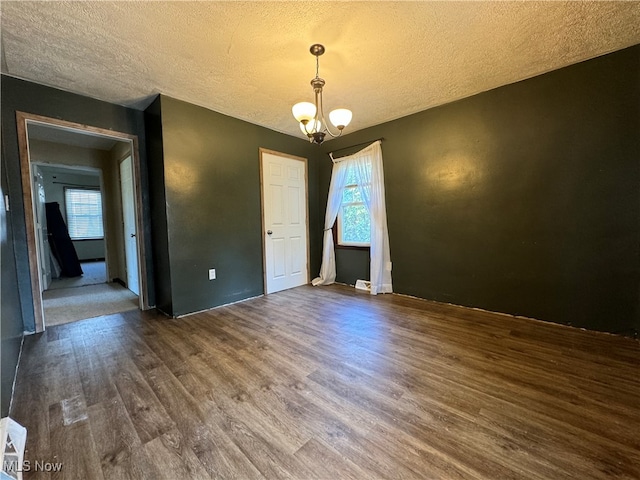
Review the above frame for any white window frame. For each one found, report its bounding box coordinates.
[64,187,104,240]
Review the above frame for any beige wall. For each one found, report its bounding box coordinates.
[38,167,104,261]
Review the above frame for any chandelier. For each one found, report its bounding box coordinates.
[292,44,352,145]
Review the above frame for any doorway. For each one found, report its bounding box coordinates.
[34,162,105,292]
[16,112,149,332]
[259,148,310,294]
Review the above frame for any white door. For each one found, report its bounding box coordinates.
[262,151,308,294]
[120,156,139,296]
[32,165,51,291]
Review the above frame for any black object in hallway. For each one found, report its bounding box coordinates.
[45,201,82,278]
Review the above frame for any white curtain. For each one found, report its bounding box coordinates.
[312,141,393,295]
[311,157,349,286]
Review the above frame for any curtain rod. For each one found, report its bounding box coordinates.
[328,138,384,156]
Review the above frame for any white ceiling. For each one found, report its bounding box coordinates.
[2,1,640,141]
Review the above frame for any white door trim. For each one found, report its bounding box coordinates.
[16,111,149,333]
[259,148,310,294]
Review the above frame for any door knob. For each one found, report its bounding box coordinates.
[267,230,273,235]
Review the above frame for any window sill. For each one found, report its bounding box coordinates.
[335,244,370,251]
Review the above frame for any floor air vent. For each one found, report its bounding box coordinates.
[0,418,26,480]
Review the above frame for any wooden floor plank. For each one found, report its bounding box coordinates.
[10,284,640,479]
[71,336,118,407]
[143,363,264,479]
[87,392,142,480]
[293,438,369,480]
[140,429,211,479]
[48,401,104,480]
[12,372,51,480]
[103,354,175,444]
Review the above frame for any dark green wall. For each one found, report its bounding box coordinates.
[1,133,24,416]
[322,45,640,335]
[145,96,172,315]
[146,95,324,317]
[334,248,369,286]
[0,75,156,333]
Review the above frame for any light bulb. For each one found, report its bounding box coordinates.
[329,109,352,130]
[292,102,317,123]
[300,119,322,135]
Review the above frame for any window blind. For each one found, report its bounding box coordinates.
[65,188,104,240]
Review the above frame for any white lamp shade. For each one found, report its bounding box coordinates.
[329,108,352,129]
[292,102,317,123]
[300,119,322,135]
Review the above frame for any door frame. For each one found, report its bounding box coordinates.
[31,164,52,292]
[259,148,310,294]
[16,111,149,333]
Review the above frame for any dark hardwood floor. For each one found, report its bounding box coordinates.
[11,284,640,479]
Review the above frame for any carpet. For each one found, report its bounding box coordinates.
[48,261,107,290]
[43,282,138,326]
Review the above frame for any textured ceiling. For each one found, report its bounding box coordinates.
[2,1,640,141]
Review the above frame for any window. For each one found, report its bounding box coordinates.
[337,163,371,247]
[64,188,104,240]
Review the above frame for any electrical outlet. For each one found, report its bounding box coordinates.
[208,268,216,280]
